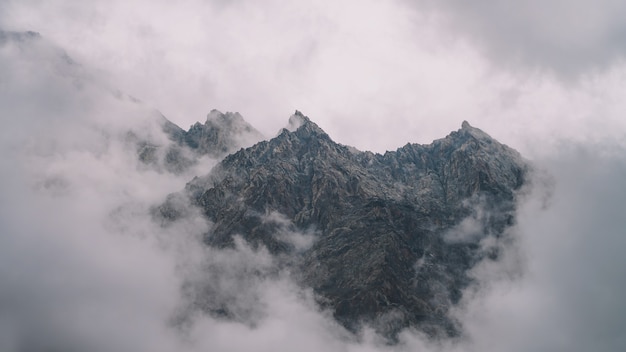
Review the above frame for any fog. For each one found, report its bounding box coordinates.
[3,0,624,153]
[1,1,626,351]
[413,0,626,77]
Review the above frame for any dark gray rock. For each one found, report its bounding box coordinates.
[159,111,528,339]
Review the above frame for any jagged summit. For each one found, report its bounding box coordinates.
[284,110,327,137]
[206,109,245,125]
[456,120,494,141]
[135,110,264,173]
[286,110,308,131]
[184,109,264,158]
[159,111,529,340]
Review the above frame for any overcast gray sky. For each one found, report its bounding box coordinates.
[1,1,625,351]
[2,0,625,154]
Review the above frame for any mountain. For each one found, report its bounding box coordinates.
[183,109,264,157]
[158,111,528,339]
[0,30,262,174]
[133,110,264,174]
[1,29,528,338]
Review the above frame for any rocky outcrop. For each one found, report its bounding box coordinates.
[159,111,528,339]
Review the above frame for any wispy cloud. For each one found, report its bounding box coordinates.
[1,1,626,351]
[411,0,626,77]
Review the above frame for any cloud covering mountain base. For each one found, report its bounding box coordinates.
[1,1,626,349]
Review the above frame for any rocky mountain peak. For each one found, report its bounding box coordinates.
[285,110,328,138]
[452,120,497,144]
[135,110,264,173]
[158,112,529,340]
[184,110,264,158]
[286,110,308,131]
[206,109,245,127]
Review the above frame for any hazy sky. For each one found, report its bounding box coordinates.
[2,0,625,153]
[1,1,625,351]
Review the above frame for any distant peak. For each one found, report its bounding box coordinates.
[284,111,328,138]
[287,111,309,132]
[456,120,494,142]
[207,109,223,118]
[206,109,244,125]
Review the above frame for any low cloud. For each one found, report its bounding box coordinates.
[450,145,626,352]
[1,12,626,352]
[411,0,626,78]
[262,211,317,252]
[3,0,626,156]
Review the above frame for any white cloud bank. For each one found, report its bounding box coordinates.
[1,1,626,351]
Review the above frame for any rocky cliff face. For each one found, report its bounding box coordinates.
[158,111,528,339]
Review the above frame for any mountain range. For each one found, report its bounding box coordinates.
[1,29,529,341]
[154,110,528,340]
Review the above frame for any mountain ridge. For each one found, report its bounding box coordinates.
[132,109,264,173]
[158,110,528,339]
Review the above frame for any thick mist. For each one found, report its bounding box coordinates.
[3,0,625,154]
[2,1,626,350]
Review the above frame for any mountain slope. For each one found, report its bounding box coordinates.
[159,111,528,338]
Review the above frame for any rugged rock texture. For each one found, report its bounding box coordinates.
[159,111,528,339]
